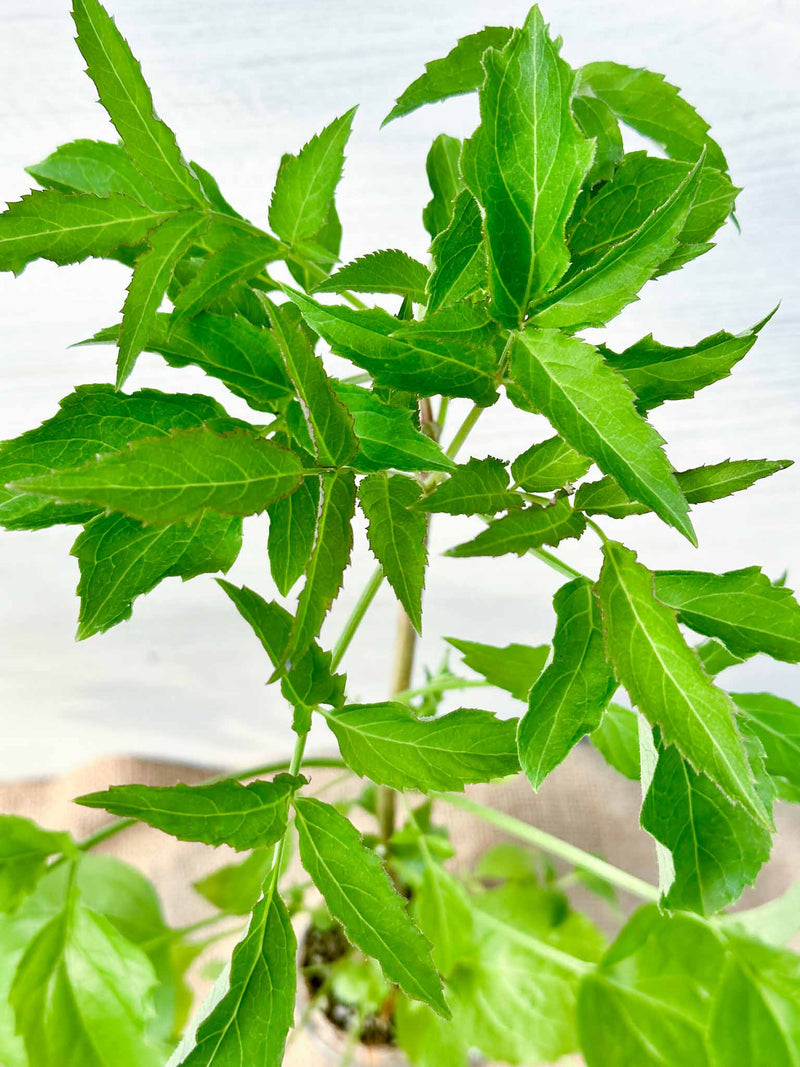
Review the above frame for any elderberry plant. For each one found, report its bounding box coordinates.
[1,3,798,1065]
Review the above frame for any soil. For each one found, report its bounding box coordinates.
[301,922,396,1048]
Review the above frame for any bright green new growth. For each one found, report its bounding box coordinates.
[0,2,798,1066]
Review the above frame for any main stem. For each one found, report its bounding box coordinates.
[377,606,419,842]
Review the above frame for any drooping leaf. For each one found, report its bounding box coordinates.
[179,888,295,1067]
[510,329,694,543]
[73,510,241,638]
[511,435,592,493]
[590,703,640,780]
[293,797,448,1015]
[117,211,208,385]
[427,190,487,312]
[603,312,771,411]
[315,249,430,303]
[321,702,519,791]
[10,880,161,1067]
[14,428,304,525]
[641,736,774,916]
[445,636,549,701]
[575,458,792,518]
[76,775,303,850]
[579,61,728,170]
[0,817,74,914]
[417,457,520,516]
[0,190,174,274]
[268,109,356,244]
[383,26,513,124]
[461,9,595,326]
[217,580,345,712]
[333,382,454,473]
[445,494,586,557]
[26,139,173,210]
[193,849,273,916]
[518,578,616,789]
[731,692,800,800]
[267,476,320,596]
[529,155,703,329]
[284,288,499,404]
[571,95,623,184]
[422,134,463,239]
[0,384,246,531]
[267,300,357,467]
[72,0,205,206]
[360,473,428,631]
[171,236,281,324]
[286,469,356,660]
[597,541,769,827]
[653,567,800,664]
[82,312,294,413]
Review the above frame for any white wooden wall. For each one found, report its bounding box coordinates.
[1,0,798,777]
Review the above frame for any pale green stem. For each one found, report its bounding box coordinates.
[528,547,589,582]
[435,791,659,903]
[331,565,386,670]
[445,403,484,461]
[393,677,492,703]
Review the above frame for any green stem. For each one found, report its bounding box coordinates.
[435,791,659,903]
[331,565,385,670]
[445,403,484,461]
[528,547,589,581]
[394,677,492,703]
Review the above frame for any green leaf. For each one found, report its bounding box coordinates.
[579,61,728,170]
[117,211,209,385]
[575,458,792,518]
[529,155,703,329]
[13,427,304,525]
[461,10,595,327]
[267,300,357,467]
[0,817,74,914]
[217,580,345,711]
[597,541,769,827]
[709,934,800,1066]
[193,849,273,916]
[396,995,468,1067]
[427,190,487,312]
[292,797,448,1014]
[179,888,295,1067]
[511,435,591,493]
[333,382,455,474]
[422,134,463,239]
[417,456,520,516]
[268,108,356,244]
[10,880,160,1067]
[653,567,800,663]
[82,312,294,413]
[360,473,428,631]
[76,774,303,850]
[315,249,430,302]
[286,469,356,660]
[413,862,475,977]
[267,476,320,596]
[73,510,241,639]
[320,702,519,791]
[510,329,694,543]
[445,494,586,557]
[284,288,500,404]
[641,736,774,915]
[286,200,342,292]
[729,881,800,946]
[445,636,548,700]
[577,906,725,1067]
[384,26,513,124]
[26,139,173,210]
[604,312,771,412]
[518,578,616,789]
[731,692,800,799]
[0,190,173,274]
[72,0,205,206]
[171,236,281,325]
[591,703,641,780]
[0,384,245,531]
[696,638,747,677]
[571,95,623,184]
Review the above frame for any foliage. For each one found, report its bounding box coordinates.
[0,2,797,1065]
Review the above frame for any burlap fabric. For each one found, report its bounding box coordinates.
[3,744,798,1066]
